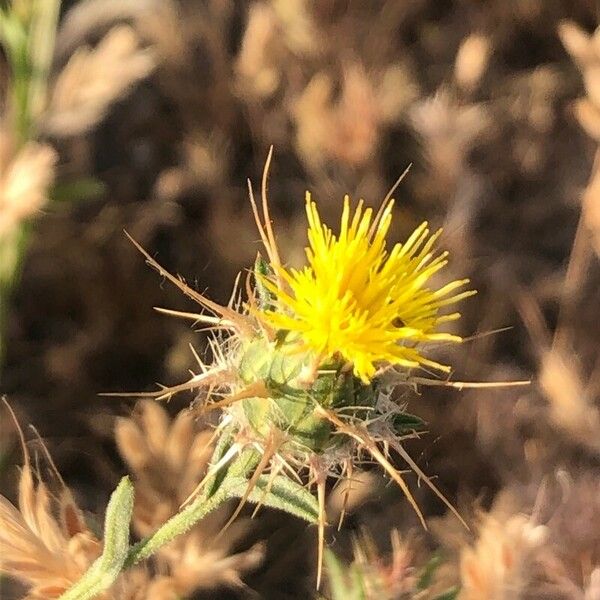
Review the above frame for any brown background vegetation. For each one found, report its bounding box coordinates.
[2,1,600,598]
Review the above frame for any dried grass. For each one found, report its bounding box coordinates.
[0,407,103,598]
[115,400,215,535]
[454,33,491,93]
[0,402,262,598]
[539,348,600,455]
[459,513,548,599]
[3,1,600,597]
[0,134,56,237]
[409,89,490,189]
[44,25,155,137]
[560,21,600,256]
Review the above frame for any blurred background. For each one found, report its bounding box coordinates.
[1,0,599,598]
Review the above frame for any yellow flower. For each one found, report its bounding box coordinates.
[257,193,474,382]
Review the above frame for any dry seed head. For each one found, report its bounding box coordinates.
[235,3,282,99]
[539,349,600,454]
[573,98,600,142]
[558,21,598,69]
[292,64,390,168]
[326,529,455,599]
[559,21,600,147]
[0,473,102,598]
[0,403,101,598]
[460,513,548,600]
[562,22,600,261]
[0,135,57,237]
[454,33,491,92]
[116,400,215,535]
[44,25,155,137]
[1,399,263,598]
[409,88,490,186]
[0,404,162,600]
[352,529,420,598]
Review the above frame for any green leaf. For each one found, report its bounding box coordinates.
[392,411,426,434]
[417,553,442,590]
[0,5,33,141]
[200,427,237,501]
[59,477,134,600]
[433,587,460,600]
[323,550,366,600]
[253,254,275,310]
[27,0,61,122]
[229,473,319,524]
[0,9,27,56]
[228,448,261,479]
[324,550,348,599]
[51,178,106,203]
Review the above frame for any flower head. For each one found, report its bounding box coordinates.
[120,161,483,589]
[257,193,474,381]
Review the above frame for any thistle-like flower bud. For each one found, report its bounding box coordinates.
[124,154,479,587]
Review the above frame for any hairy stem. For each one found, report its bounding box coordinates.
[59,477,134,600]
[124,486,231,567]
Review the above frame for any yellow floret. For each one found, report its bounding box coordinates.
[257,193,474,382]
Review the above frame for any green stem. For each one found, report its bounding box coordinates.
[60,439,318,600]
[59,477,134,600]
[124,486,231,567]
[125,437,255,567]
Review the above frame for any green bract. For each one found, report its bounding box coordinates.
[238,335,376,453]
